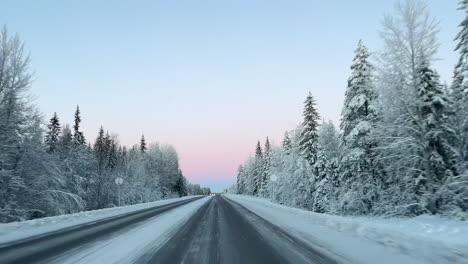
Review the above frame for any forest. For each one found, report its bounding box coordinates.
[232,1,468,220]
[0,28,210,223]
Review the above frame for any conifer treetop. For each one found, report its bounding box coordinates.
[140,134,147,153]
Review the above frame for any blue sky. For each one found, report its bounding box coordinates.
[1,0,462,192]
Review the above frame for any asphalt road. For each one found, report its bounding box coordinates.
[1,196,337,264]
[140,195,335,264]
[0,197,203,264]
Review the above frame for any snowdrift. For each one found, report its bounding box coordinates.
[225,194,468,264]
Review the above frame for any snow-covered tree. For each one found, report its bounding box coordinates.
[339,40,379,214]
[282,131,292,153]
[45,112,61,153]
[94,127,108,174]
[299,93,320,164]
[73,105,85,145]
[0,26,35,221]
[107,137,118,170]
[449,1,468,171]
[268,129,314,209]
[0,27,84,221]
[140,134,147,153]
[435,0,468,219]
[253,141,263,195]
[450,60,468,165]
[312,121,341,213]
[415,60,458,213]
[236,165,245,194]
[259,137,272,196]
[59,124,73,152]
[371,0,467,217]
[0,25,203,222]
[173,169,188,197]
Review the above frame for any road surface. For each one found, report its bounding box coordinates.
[140,195,335,264]
[0,196,336,264]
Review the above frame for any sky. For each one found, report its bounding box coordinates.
[1,0,462,192]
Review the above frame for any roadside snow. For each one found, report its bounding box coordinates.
[0,195,202,245]
[48,196,211,264]
[352,214,468,245]
[225,194,468,264]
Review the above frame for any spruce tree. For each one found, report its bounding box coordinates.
[312,121,341,213]
[253,141,263,195]
[73,106,85,145]
[59,124,73,152]
[416,60,458,213]
[451,1,468,165]
[439,0,468,218]
[340,40,376,145]
[299,92,320,164]
[282,131,292,153]
[260,137,272,196]
[339,40,378,214]
[107,138,117,170]
[45,112,61,153]
[255,141,263,158]
[236,165,245,194]
[140,134,147,154]
[339,40,377,172]
[173,170,188,197]
[94,127,107,174]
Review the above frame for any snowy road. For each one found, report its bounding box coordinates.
[0,195,336,264]
[140,195,335,264]
[4,194,461,264]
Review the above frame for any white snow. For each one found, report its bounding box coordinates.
[48,196,211,264]
[225,194,468,264]
[0,195,203,245]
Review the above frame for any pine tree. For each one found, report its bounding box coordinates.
[299,92,320,164]
[45,112,61,153]
[140,134,147,154]
[73,106,85,145]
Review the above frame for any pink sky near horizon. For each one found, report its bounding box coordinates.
[148,121,294,190]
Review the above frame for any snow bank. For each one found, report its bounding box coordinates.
[0,195,203,245]
[225,194,468,264]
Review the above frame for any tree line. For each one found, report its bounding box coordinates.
[0,26,210,223]
[231,0,468,220]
